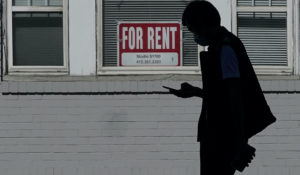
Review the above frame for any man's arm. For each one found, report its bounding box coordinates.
[221,45,255,171]
[221,45,245,147]
[224,78,256,172]
[193,86,205,98]
[223,77,246,150]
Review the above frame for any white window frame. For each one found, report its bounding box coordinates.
[7,0,69,74]
[232,0,294,75]
[96,0,201,75]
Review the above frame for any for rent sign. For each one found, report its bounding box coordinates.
[118,21,182,67]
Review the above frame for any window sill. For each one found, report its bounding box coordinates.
[2,74,300,82]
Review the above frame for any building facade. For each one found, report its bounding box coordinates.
[0,0,300,174]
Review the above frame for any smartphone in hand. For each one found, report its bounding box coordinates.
[162,86,176,91]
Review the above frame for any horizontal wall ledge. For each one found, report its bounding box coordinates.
[1,76,300,93]
[2,91,300,96]
[2,75,300,82]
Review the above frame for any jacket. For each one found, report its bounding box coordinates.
[197,26,276,143]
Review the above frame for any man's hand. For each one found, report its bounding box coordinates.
[164,82,204,98]
[230,144,256,172]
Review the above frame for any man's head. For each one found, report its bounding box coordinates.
[182,0,221,46]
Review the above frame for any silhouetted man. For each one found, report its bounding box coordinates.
[163,1,276,175]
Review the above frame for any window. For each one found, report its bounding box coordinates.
[97,0,201,75]
[232,0,293,75]
[7,0,68,74]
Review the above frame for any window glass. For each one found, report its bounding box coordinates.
[237,0,286,6]
[49,0,63,6]
[237,12,287,65]
[13,0,28,6]
[236,0,288,67]
[102,0,197,67]
[32,0,47,6]
[12,12,63,66]
[13,0,63,6]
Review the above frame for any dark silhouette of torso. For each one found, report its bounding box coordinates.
[197,26,276,174]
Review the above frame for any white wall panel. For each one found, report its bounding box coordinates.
[69,0,96,75]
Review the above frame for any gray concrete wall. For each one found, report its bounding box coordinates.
[1,0,299,174]
[0,79,299,175]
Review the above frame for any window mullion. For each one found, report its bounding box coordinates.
[12,6,63,12]
[237,6,287,12]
